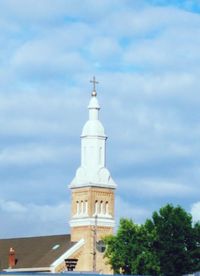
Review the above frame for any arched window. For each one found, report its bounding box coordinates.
[95,200,98,214]
[105,201,109,215]
[76,201,80,215]
[100,201,104,215]
[81,200,84,214]
[85,200,88,215]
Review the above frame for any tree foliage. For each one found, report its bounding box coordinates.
[151,204,200,275]
[104,218,160,275]
[104,218,140,274]
[104,204,200,275]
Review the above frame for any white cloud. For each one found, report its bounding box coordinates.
[99,5,200,37]
[0,144,77,166]
[0,199,70,238]
[0,0,200,238]
[0,199,26,213]
[89,36,122,61]
[123,28,200,70]
[0,90,85,136]
[115,196,151,224]
[12,39,89,76]
[191,202,200,222]
[120,178,197,198]
[0,0,126,26]
[0,0,69,21]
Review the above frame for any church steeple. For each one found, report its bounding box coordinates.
[69,78,116,273]
[69,78,116,189]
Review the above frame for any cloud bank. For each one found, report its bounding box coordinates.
[1,0,200,237]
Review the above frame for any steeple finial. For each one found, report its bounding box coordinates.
[90,76,99,97]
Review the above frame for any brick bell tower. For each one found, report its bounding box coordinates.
[69,77,116,273]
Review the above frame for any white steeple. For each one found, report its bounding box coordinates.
[69,78,116,189]
[69,79,116,270]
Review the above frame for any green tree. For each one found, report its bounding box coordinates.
[131,221,160,275]
[150,204,200,276]
[191,222,200,271]
[104,218,139,274]
[104,204,200,275]
[104,218,160,275]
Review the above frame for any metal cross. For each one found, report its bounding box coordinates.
[90,76,99,92]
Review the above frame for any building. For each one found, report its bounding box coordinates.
[0,79,116,273]
[69,79,116,272]
[0,234,79,272]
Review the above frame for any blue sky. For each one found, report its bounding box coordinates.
[1,0,200,238]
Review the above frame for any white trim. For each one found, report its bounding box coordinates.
[81,135,107,139]
[69,182,116,189]
[4,267,51,272]
[70,217,115,228]
[50,238,85,271]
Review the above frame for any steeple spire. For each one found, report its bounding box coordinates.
[69,78,116,189]
[90,76,98,97]
[88,78,100,121]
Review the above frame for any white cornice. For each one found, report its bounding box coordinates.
[69,217,115,228]
[69,182,116,189]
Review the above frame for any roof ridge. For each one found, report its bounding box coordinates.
[0,233,70,240]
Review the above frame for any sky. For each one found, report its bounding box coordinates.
[1,0,200,238]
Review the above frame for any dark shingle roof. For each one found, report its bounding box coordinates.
[0,234,75,270]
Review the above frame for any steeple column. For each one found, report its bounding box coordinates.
[81,137,106,170]
[89,108,99,120]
